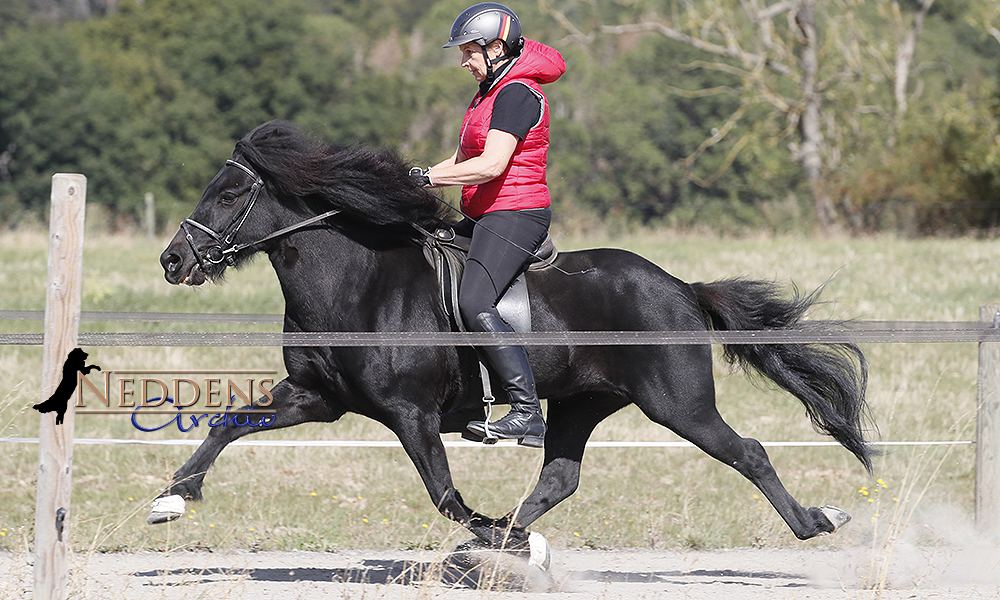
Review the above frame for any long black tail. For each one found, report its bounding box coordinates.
[691,278,876,475]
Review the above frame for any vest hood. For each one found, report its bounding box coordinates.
[506,39,565,86]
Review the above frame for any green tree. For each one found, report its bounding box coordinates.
[543,0,999,233]
[2,0,997,234]
[1,0,419,227]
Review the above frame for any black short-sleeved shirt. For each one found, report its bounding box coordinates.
[489,83,543,141]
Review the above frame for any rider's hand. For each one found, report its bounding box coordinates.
[409,167,432,187]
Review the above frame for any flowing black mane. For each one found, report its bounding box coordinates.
[234,120,450,229]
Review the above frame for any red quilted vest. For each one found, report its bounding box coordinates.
[459,39,566,218]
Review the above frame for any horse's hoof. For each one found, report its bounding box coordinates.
[448,537,553,591]
[527,531,551,570]
[147,494,186,525]
[818,505,851,533]
[449,537,491,569]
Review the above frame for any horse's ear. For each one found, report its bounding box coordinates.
[258,125,284,141]
[252,120,298,143]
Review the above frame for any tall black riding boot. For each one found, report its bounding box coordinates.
[466,312,546,448]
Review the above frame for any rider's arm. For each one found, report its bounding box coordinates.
[427,129,518,187]
[431,147,464,171]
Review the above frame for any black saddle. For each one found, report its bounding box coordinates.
[419,223,557,333]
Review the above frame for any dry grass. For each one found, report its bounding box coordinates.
[1,229,997,557]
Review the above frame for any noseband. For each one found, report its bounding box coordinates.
[180,159,340,271]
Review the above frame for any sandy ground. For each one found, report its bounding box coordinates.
[5,541,1000,600]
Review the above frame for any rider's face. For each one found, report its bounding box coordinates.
[459,41,504,82]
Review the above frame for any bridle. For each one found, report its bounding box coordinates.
[180,159,339,271]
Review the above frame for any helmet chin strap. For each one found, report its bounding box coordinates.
[482,47,495,90]
[479,46,514,95]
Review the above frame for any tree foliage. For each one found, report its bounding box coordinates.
[544,0,1000,233]
[0,0,997,234]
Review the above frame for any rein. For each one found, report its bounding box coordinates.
[181,159,339,270]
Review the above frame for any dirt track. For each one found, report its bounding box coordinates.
[4,542,1000,599]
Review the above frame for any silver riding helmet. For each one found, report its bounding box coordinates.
[443,2,524,56]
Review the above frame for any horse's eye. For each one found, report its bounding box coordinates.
[219,193,238,205]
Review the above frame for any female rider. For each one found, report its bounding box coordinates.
[411,3,565,447]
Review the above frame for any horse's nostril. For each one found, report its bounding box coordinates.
[163,252,181,273]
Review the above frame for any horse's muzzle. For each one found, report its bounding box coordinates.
[160,235,207,286]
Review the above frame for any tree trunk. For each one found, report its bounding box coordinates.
[795,0,837,232]
[894,0,935,123]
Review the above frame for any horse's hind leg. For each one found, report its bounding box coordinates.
[150,379,344,522]
[636,346,846,540]
[687,418,848,540]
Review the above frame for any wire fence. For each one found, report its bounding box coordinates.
[3,310,1000,346]
[3,309,991,448]
[0,438,975,449]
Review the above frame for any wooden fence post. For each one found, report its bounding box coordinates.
[978,303,1000,539]
[33,174,86,600]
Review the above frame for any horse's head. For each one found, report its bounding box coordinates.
[162,119,452,285]
[160,157,269,286]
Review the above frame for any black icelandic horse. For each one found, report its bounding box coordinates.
[156,120,875,555]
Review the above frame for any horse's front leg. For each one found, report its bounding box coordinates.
[386,406,510,545]
[148,378,344,524]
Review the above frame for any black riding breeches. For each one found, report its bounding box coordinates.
[456,208,551,331]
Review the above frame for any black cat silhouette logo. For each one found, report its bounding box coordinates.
[33,348,101,425]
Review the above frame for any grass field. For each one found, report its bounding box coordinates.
[1,228,997,554]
